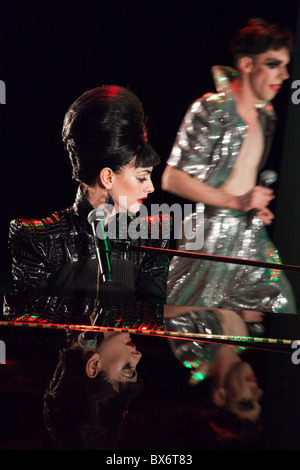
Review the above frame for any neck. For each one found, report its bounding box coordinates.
[231,78,260,118]
[211,345,242,387]
[83,183,108,209]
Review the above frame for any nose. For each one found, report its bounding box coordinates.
[144,178,154,194]
[280,65,289,80]
[131,349,142,357]
[131,350,142,366]
[252,385,263,400]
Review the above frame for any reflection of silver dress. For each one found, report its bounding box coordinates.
[164,310,223,369]
[166,66,296,314]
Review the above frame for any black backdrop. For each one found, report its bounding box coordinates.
[1,0,300,300]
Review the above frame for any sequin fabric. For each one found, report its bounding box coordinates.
[166,66,296,314]
[5,186,171,328]
[164,309,223,369]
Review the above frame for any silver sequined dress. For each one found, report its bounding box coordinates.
[166,66,296,314]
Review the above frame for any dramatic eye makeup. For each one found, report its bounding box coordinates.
[136,169,152,183]
[264,58,290,72]
[237,399,254,411]
[265,59,282,68]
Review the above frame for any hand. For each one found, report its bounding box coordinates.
[257,207,274,225]
[237,310,265,323]
[237,186,274,211]
[188,360,212,385]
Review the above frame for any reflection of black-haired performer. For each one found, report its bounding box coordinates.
[4,86,171,450]
[162,18,296,314]
[44,331,144,450]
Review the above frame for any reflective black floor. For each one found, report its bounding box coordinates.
[0,310,300,451]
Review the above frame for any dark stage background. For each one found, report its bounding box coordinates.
[1,0,300,453]
[0,0,300,302]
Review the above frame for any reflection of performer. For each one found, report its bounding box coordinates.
[164,307,263,442]
[162,18,296,314]
[5,86,170,328]
[44,331,143,450]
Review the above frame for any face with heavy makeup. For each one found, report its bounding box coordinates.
[239,47,290,103]
[101,157,155,214]
[220,361,263,422]
[85,332,142,391]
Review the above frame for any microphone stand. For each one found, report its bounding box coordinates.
[89,211,112,284]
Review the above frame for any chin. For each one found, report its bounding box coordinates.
[128,203,141,214]
[263,91,276,102]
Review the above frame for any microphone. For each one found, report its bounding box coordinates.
[248,170,278,223]
[78,310,104,350]
[78,330,99,349]
[250,169,278,224]
[258,169,277,187]
[88,209,112,284]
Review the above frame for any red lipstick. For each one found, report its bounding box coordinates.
[246,373,257,383]
[270,84,281,93]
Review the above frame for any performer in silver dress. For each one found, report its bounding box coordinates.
[162,18,297,315]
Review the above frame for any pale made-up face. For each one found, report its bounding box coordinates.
[109,159,154,214]
[97,332,142,389]
[247,47,290,102]
[223,361,263,422]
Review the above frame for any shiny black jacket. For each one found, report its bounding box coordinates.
[5,187,171,327]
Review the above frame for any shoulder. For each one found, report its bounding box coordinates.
[184,93,229,127]
[135,213,172,249]
[9,207,74,244]
[200,91,230,114]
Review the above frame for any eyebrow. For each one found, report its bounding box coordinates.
[136,169,152,174]
[264,57,289,65]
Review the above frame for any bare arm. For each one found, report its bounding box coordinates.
[164,304,209,318]
[161,164,274,211]
[164,305,249,336]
